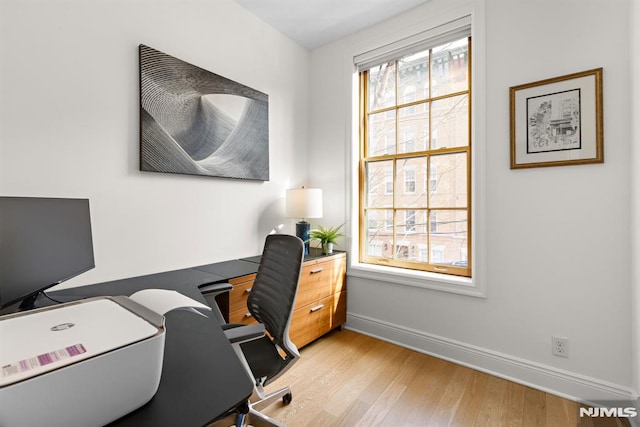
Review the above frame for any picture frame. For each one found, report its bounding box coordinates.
[139,44,270,181]
[509,68,603,169]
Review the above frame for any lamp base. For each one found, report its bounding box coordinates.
[295,221,311,255]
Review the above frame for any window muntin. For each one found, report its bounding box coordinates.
[360,36,471,277]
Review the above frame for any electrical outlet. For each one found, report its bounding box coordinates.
[552,336,569,358]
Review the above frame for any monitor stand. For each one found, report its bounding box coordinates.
[7,291,86,314]
[17,293,40,311]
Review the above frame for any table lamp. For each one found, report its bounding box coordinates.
[286,187,323,254]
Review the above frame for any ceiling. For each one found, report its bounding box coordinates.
[231,0,432,50]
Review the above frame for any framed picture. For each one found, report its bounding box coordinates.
[139,44,269,181]
[510,68,603,169]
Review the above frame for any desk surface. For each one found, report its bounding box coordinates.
[50,263,259,426]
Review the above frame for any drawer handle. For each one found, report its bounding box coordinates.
[310,268,324,274]
[245,288,252,293]
[244,313,253,318]
[310,304,325,313]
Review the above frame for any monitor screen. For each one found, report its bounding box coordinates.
[0,197,95,310]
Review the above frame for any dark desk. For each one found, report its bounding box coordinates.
[49,262,261,426]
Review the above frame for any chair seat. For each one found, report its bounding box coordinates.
[224,324,285,380]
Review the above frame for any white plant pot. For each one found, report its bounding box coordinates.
[322,242,334,255]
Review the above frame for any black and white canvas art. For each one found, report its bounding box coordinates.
[139,44,269,181]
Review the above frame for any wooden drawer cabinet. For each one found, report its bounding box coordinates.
[228,274,257,325]
[220,252,346,348]
[290,290,347,348]
[296,255,346,308]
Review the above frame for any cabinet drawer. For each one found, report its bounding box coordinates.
[229,273,256,287]
[290,290,346,348]
[295,256,346,309]
[225,274,256,325]
[229,278,254,314]
[229,308,257,325]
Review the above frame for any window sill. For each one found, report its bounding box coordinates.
[348,261,485,298]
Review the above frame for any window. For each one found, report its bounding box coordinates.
[403,167,416,193]
[359,34,471,278]
[384,210,393,232]
[405,210,416,232]
[368,240,383,256]
[384,168,393,194]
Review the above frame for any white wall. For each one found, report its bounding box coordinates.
[309,0,634,400]
[0,0,310,287]
[631,0,640,400]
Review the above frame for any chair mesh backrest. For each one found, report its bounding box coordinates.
[247,234,304,350]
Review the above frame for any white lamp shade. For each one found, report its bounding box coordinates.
[286,188,323,219]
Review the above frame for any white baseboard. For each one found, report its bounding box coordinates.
[630,400,640,427]
[345,313,634,402]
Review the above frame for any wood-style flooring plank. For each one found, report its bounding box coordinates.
[473,375,508,426]
[252,329,627,427]
[355,381,407,426]
[546,392,577,426]
[377,354,435,425]
[499,381,525,427]
[521,387,546,427]
[450,370,491,426]
[428,365,474,426]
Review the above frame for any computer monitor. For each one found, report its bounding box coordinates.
[0,197,95,310]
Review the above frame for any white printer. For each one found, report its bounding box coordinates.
[0,290,210,427]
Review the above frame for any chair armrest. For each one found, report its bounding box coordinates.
[224,323,265,344]
[199,282,233,296]
[199,283,233,325]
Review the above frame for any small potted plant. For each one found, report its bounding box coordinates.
[309,223,345,254]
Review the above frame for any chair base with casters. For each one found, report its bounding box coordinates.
[232,376,293,427]
[209,369,293,427]
[215,322,299,427]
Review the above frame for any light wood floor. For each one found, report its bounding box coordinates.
[258,329,628,427]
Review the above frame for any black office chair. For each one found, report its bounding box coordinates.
[216,234,305,427]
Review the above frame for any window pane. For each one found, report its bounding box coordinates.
[431,94,468,149]
[365,210,393,259]
[398,51,429,104]
[368,111,396,156]
[398,104,428,154]
[366,160,393,208]
[431,37,468,96]
[359,35,471,277]
[395,210,427,262]
[395,157,427,208]
[368,62,396,111]
[430,153,467,208]
[430,210,468,266]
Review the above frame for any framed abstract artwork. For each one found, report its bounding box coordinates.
[510,68,603,169]
[139,44,269,180]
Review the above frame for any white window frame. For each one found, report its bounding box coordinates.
[404,167,417,194]
[347,6,487,298]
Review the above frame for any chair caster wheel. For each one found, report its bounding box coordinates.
[282,392,292,405]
